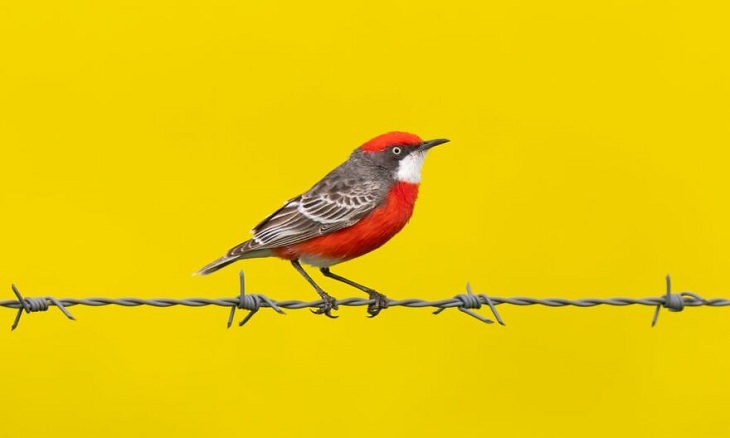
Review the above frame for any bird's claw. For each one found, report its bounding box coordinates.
[366,291,389,318]
[311,295,339,318]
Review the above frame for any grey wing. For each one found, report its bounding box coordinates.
[246,177,387,250]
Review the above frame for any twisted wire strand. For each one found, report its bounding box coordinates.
[2,295,728,310]
[1,273,727,330]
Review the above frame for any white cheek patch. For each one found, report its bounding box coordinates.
[396,151,427,183]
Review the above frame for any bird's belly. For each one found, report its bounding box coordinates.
[275,182,419,266]
[299,254,345,268]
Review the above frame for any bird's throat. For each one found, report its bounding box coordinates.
[396,151,427,184]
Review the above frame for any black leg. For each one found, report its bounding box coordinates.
[320,267,388,317]
[291,260,338,318]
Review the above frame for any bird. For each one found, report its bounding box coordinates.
[195,131,449,318]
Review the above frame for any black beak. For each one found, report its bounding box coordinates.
[419,138,450,151]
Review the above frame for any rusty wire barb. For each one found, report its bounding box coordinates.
[1,273,728,331]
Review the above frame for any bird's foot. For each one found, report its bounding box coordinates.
[366,291,389,318]
[311,294,339,319]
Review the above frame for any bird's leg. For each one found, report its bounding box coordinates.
[320,267,388,317]
[290,260,338,318]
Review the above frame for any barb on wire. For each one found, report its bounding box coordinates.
[650,275,708,327]
[433,282,505,325]
[227,270,285,328]
[9,284,75,331]
[1,274,727,330]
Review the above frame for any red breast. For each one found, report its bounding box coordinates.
[274,182,419,264]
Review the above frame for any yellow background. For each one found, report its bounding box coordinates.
[1,1,728,436]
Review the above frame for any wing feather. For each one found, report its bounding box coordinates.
[245,161,389,250]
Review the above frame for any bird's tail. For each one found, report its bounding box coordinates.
[194,254,240,276]
[194,240,272,276]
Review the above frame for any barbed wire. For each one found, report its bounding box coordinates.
[1,272,727,331]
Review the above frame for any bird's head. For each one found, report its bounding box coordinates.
[357,131,449,184]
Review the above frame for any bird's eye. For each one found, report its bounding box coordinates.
[392,147,402,155]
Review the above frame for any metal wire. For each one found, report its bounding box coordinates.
[1,273,726,330]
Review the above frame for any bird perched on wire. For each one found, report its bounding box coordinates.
[195,131,449,318]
